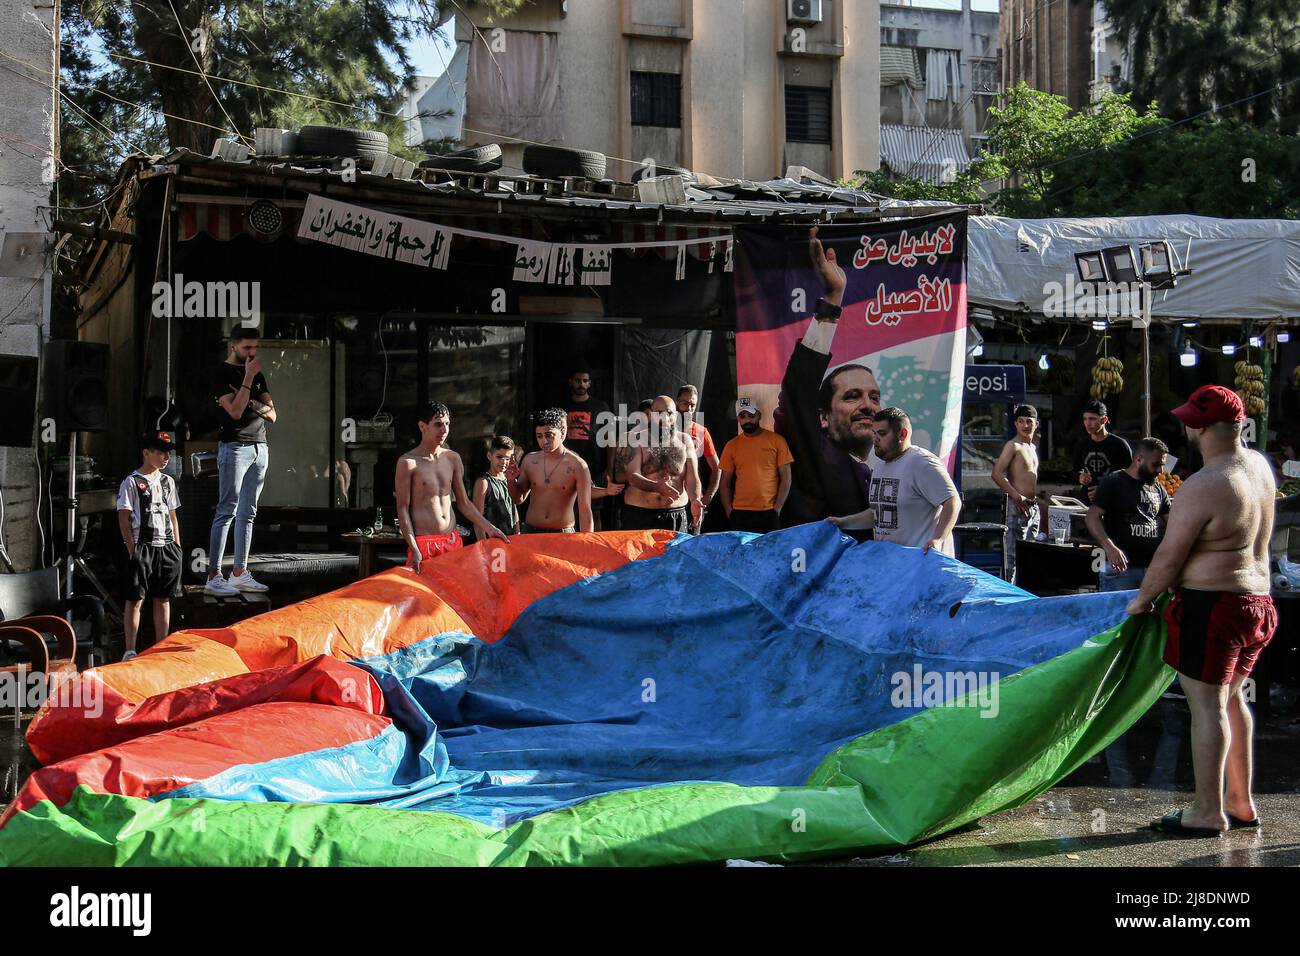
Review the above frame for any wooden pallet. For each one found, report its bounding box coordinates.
[179,586,272,630]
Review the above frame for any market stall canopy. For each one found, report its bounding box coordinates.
[968,214,1300,320]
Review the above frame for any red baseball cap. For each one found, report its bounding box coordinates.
[1172,385,1245,429]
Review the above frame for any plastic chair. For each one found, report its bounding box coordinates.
[0,567,104,672]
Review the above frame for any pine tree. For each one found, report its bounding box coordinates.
[1101,0,1300,132]
[59,1,526,174]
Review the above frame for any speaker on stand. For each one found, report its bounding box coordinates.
[42,340,116,609]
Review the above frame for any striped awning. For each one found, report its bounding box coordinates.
[178,201,302,242]
[878,124,972,185]
[880,47,923,89]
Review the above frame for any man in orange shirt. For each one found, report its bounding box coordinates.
[719,397,794,534]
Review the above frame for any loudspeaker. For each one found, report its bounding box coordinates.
[43,340,109,433]
[0,354,38,447]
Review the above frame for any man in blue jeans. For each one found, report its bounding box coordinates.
[206,326,275,595]
[1085,437,1171,592]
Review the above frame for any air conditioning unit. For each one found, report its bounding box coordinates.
[788,0,823,24]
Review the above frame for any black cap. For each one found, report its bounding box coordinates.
[142,430,177,452]
[1013,404,1038,420]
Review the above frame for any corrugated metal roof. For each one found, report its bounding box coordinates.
[879,124,972,185]
[147,148,960,222]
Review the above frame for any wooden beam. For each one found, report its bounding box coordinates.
[54,219,135,245]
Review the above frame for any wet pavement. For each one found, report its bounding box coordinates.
[3,691,1298,867]
[818,691,1300,867]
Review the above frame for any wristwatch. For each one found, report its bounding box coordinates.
[814,297,842,321]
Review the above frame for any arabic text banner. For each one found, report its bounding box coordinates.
[297,194,733,285]
[734,212,968,465]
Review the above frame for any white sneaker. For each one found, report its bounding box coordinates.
[121,649,137,661]
[204,576,240,596]
[228,571,269,592]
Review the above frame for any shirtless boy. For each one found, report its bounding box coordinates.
[991,403,1040,584]
[395,402,508,572]
[512,407,621,533]
[1126,385,1277,837]
[620,395,703,533]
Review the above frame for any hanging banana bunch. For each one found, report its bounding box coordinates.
[1234,360,1266,417]
[1090,356,1124,401]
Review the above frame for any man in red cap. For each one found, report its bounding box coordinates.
[1126,385,1277,837]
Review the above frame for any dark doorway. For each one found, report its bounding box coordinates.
[531,323,618,428]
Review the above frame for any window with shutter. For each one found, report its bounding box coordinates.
[631,71,682,128]
[785,86,832,145]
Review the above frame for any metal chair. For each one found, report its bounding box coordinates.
[0,567,105,673]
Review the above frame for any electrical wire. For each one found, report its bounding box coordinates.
[96,51,694,175]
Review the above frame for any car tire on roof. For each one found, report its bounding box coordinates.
[522,144,606,179]
[297,125,390,159]
[632,161,692,182]
[420,143,503,173]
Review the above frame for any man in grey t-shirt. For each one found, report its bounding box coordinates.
[828,407,960,554]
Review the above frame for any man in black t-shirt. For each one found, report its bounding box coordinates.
[206,326,276,596]
[1085,437,1171,592]
[564,362,612,527]
[1075,400,1132,503]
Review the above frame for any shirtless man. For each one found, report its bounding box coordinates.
[620,395,703,533]
[604,400,653,530]
[395,402,507,572]
[991,404,1040,584]
[511,407,620,533]
[1126,385,1277,837]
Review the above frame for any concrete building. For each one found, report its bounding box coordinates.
[0,0,58,571]
[1089,2,1131,101]
[878,0,1001,182]
[444,0,880,182]
[1000,0,1091,109]
[1001,0,1132,108]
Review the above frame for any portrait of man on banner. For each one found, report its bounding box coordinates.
[732,212,969,525]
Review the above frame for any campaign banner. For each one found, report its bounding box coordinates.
[733,213,967,522]
[733,212,967,521]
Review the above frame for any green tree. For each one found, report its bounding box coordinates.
[854,83,1300,219]
[980,85,1165,216]
[1102,0,1300,133]
[59,0,524,175]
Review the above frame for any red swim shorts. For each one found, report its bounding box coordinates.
[406,531,463,568]
[1163,588,1277,685]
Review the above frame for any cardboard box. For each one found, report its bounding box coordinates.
[1047,495,1088,539]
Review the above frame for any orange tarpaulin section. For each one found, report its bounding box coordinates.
[26,532,673,764]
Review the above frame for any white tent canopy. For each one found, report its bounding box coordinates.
[967,214,1300,320]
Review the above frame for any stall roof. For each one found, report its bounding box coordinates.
[968,214,1300,321]
[73,148,973,281]
[141,149,964,222]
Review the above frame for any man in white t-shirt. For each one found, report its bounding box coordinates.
[828,407,960,554]
[116,431,183,661]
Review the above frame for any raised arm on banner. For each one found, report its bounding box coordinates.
[809,226,847,307]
